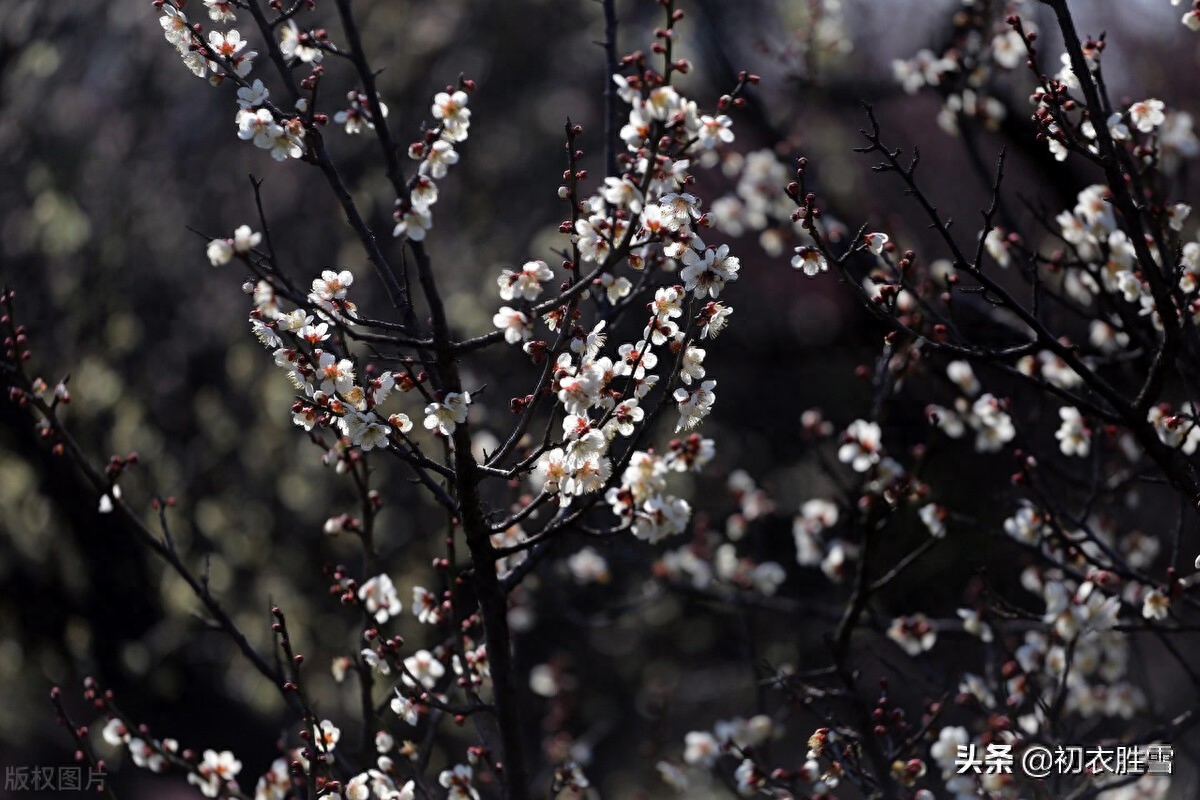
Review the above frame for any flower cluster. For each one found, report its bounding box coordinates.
[231,266,416,451]
[157,2,257,83]
[393,86,472,241]
[891,0,1036,135]
[234,79,307,162]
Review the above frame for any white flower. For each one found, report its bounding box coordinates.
[232,225,261,254]
[700,302,732,339]
[673,380,716,431]
[314,719,340,756]
[393,206,432,240]
[569,321,608,361]
[493,306,532,344]
[683,731,720,767]
[1169,202,1191,232]
[605,398,644,438]
[918,504,946,538]
[864,232,889,255]
[265,119,305,161]
[254,758,290,800]
[420,140,460,179]
[598,273,633,303]
[391,690,420,725]
[409,176,438,209]
[532,447,569,495]
[991,29,1026,69]
[311,269,353,302]
[660,192,701,230]
[615,340,657,379]
[207,29,247,59]
[1055,406,1091,457]
[160,6,191,48]
[680,244,740,298]
[98,484,122,514]
[438,764,480,800]
[946,360,980,396]
[734,759,764,796]
[204,1,236,23]
[358,574,403,623]
[317,351,356,396]
[237,107,275,145]
[838,419,882,472]
[236,79,269,109]
[602,176,644,212]
[650,285,685,321]
[957,608,994,642]
[567,547,611,584]
[696,114,735,149]
[1004,503,1048,545]
[1129,98,1166,133]
[412,586,442,625]
[207,238,233,266]
[360,648,390,676]
[1142,588,1170,621]
[644,85,682,121]
[102,718,129,747]
[791,245,828,276]
[498,259,554,301]
[424,391,471,436]
[403,649,446,690]
[969,394,1015,452]
[632,494,691,542]
[280,21,322,63]
[188,750,242,799]
[432,91,471,142]
[887,614,937,656]
[983,227,1011,267]
[340,410,391,450]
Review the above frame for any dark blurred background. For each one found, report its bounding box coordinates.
[2,0,1198,797]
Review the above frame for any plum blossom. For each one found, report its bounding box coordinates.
[683,731,720,767]
[1056,406,1091,457]
[188,750,241,798]
[696,114,734,149]
[424,391,471,436]
[498,260,554,301]
[792,245,828,276]
[280,21,322,63]
[393,206,432,240]
[439,764,480,800]
[404,650,446,690]
[358,574,403,623]
[838,419,882,472]
[493,306,533,344]
[339,410,391,450]
[946,360,980,396]
[204,1,236,23]
[887,614,937,656]
[1142,589,1170,621]
[1129,98,1166,133]
[432,90,471,141]
[864,232,889,255]
[207,238,234,266]
[391,689,420,725]
[673,380,716,431]
[419,140,460,179]
[236,79,269,109]
[680,243,740,298]
[231,225,261,254]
